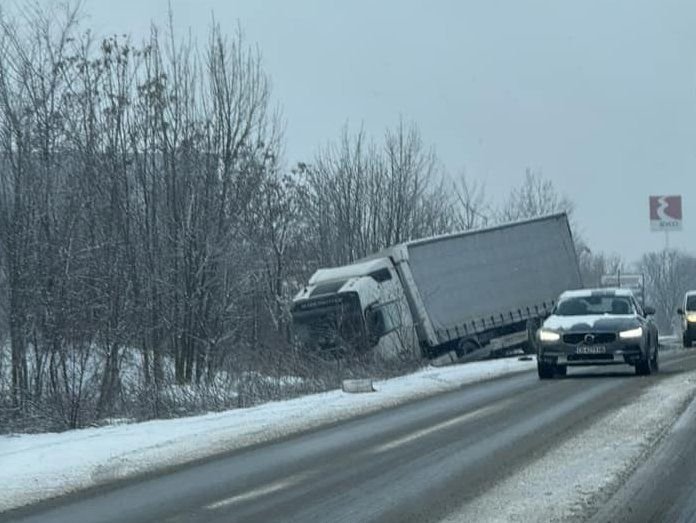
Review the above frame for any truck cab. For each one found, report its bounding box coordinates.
[677,290,696,348]
[291,258,418,359]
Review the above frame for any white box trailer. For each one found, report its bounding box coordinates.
[291,213,582,363]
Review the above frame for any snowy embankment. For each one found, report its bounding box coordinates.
[0,356,536,512]
[443,358,696,522]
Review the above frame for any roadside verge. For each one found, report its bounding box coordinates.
[0,356,536,512]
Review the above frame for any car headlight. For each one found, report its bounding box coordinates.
[619,327,643,339]
[538,329,560,343]
[687,313,696,323]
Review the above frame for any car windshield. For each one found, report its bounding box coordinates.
[555,296,634,316]
[687,296,696,311]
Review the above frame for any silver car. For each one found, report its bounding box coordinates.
[536,288,659,379]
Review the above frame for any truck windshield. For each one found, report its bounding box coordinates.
[291,293,365,351]
[555,296,634,316]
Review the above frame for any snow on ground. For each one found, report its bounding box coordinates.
[442,360,696,523]
[0,356,536,512]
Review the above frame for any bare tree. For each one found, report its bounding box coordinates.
[577,247,624,288]
[452,173,489,230]
[0,2,286,429]
[499,168,574,222]
[248,171,307,333]
[0,2,84,415]
[304,120,460,266]
[640,250,696,332]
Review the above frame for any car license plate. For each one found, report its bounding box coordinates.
[576,345,606,354]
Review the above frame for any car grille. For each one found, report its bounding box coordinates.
[563,332,616,345]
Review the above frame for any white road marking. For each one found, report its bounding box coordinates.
[372,400,511,454]
[205,473,310,510]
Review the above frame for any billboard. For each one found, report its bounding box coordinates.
[649,195,682,231]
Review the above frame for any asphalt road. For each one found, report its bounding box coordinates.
[591,371,696,523]
[4,349,696,523]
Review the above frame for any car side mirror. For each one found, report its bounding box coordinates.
[644,306,656,316]
[677,308,684,316]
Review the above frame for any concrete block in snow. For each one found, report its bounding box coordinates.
[342,379,375,393]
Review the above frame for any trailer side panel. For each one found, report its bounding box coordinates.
[405,214,581,345]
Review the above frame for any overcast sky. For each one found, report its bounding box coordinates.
[86,0,696,263]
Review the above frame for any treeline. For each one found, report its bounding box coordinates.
[11,3,678,435]
[0,5,492,430]
[4,4,649,433]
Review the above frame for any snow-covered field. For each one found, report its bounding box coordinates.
[0,356,536,512]
[443,363,696,523]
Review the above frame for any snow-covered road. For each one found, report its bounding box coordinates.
[443,351,696,522]
[0,356,535,512]
[4,348,696,523]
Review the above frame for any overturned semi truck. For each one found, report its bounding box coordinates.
[291,213,582,363]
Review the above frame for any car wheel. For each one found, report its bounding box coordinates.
[525,318,541,354]
[537,361,555,380]
[635,353,652,376]
[650,342,659,373]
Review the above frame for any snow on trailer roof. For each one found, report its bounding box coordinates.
[404,212,570,249]
[686,290,696,297]
[560,288,635,299]
[356,213,572,268]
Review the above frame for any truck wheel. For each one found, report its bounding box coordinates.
[556,364,567,377]
[683,333,692,349]
[537,361,555,380]
[455,339,480,359]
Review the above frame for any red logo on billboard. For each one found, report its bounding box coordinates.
[650,196,682,220]
[650,195,682,231]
